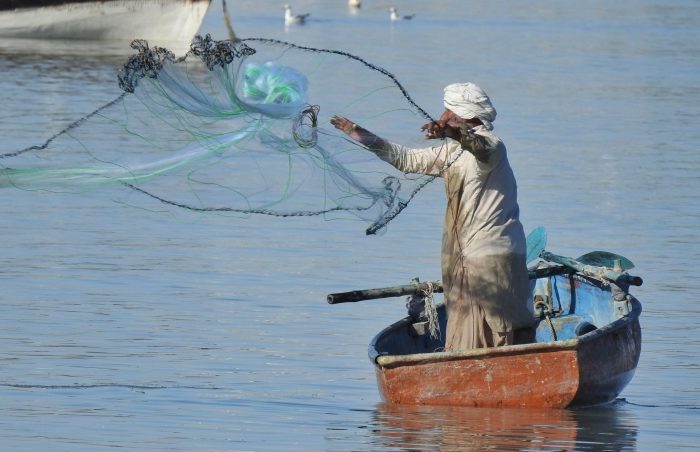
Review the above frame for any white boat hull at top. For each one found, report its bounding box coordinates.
[0,0,211,43]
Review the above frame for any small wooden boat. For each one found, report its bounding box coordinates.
[0,0,210,43]
[328,249,643,408]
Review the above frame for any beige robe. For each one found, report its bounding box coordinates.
[373,126,533,350]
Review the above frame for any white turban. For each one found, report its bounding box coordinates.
[443,82,496,130]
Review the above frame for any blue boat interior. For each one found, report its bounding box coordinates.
[373,272,633,358]
[531,274,620,343]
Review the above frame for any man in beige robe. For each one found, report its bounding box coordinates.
[331,82,534,350]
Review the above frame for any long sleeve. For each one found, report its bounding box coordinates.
[458,125,501,173]
[370,140,455,176]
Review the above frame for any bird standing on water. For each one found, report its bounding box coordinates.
[283,4,310,25]
[389,7,415,21]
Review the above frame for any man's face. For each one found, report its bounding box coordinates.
[438,109,466,127]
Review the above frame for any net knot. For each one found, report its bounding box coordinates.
[190,34,256,71]
[117,39,176,93]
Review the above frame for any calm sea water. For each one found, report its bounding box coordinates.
[1,0,699,450]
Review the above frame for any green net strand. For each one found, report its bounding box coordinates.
[1,35,461,235]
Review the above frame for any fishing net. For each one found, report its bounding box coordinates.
[0,35,454,234]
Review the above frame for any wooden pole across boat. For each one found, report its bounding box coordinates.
[327,253,644,304]
[327,281,443,304]
[326,266,579,304]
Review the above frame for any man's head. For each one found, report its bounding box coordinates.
[443,82,496,130]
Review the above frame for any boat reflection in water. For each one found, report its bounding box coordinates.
[371,401,638,451]
[0,0,211,54]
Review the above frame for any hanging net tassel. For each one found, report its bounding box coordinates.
[422,281,440,340]
[406,278,441,340]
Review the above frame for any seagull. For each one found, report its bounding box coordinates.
[389,7,415,21]
[348,0,361,7]
[283,4,310,25]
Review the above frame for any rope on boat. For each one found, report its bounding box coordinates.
[422,281,440,340]
[406,279,441,340]
[581,265,611,286]
[534,299,558,341]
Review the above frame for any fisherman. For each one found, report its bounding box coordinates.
[330,82,534,350]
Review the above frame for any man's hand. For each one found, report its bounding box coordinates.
[420,120,447,139]
[330,115,358,136]
[330,115,386,149]
[421,109,464,141]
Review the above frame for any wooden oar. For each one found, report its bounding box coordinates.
[327,259,641,304]
[328,226,549,304]
[327,227,642,304]
[326,266,574,304]
[539,251,642,286]
[326,280,442,304]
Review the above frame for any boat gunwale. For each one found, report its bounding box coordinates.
[372,295,642,370]
[1,0,210,13]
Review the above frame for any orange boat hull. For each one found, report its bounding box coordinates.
[372,298,641,408]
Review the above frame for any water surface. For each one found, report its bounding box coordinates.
[1,0,699,450]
